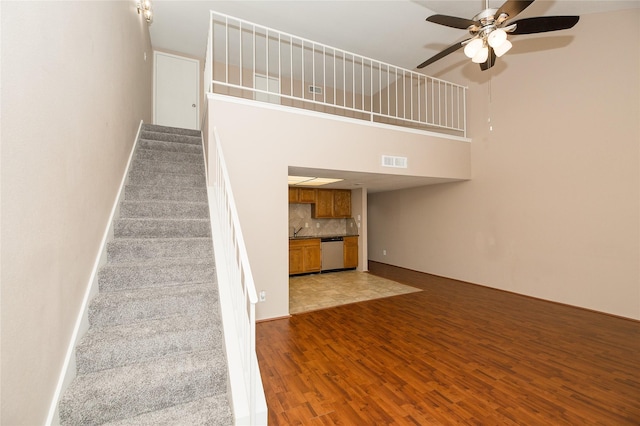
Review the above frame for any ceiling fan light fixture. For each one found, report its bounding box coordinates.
[472,46,489,63]
[488,28,507,48]
[418,1,581,72]
[494,39,512,57]
[464,38,484,59]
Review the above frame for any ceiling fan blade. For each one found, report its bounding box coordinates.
[480,47,497,71]
[495,0,535,20]
[510,16,580,34]
[417,40,467,69]
[426,14,477,30]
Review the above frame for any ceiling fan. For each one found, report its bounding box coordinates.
[417,0,579,71]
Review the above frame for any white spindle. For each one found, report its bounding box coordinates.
[352,55,355,109]
[311,43,314,101]
[342,51,346,107]
[323,46,326,104]
[225,16,229,84]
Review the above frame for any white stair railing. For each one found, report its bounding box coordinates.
[206,10,467,136]
[206,126,265,425]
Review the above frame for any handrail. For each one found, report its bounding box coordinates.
[207,10,467,136]
[207,125,261,424]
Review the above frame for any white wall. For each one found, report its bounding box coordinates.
[208,95,470,320]
[1,2,153,424]
[368,8,640,320]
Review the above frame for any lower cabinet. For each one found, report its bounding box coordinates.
[289,239,321,275]
[343,236,358,269]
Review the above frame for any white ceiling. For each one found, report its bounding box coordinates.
[150,0,638,69]
[149,0,638,193]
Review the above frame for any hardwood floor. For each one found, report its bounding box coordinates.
[256,261,640,425]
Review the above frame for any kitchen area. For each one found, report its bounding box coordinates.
[288,184,416,315]
[288,186,360,275]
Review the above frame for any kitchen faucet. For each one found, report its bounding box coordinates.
[293,226,303,237]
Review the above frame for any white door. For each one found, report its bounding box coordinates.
[154,52,199,130]
[254,74,280,105]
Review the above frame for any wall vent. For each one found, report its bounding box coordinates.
[382,155,408,168]
[308,85,322,94]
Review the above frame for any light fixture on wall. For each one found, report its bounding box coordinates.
[137,0,153,23]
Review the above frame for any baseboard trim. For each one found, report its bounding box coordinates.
[45,121,144,426]
[256,315,291,323]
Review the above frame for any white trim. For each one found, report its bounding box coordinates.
[207,92,471,143]
[45,121,144,426]
[153,51,200,130]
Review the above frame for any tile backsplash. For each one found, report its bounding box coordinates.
[289,204,357,237]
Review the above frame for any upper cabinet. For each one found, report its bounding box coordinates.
[289,187,316,203]
[333,190,351,217]
[289,186,352,218]
[313,189,334,217]
[312,189,351,218]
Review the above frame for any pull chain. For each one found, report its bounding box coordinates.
[488,68,493,131]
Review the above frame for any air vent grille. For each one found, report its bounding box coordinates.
[381,155,408,168]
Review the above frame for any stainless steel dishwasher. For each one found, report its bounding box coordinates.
[321,237,344,271]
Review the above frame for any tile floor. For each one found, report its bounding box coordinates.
[289,270,422,314]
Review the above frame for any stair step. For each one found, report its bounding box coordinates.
[142,123,201,137]
[135,148,202,164]
[102,394,233,426]
[114,218,211,238]
[127,170,206,187]
[58,350,227,425]
[119,200,209,219]
[132,158,204,175]
[88,283,218,328]
[140,130,201,145]
[98,258,215,292]
[107,238,213,263]
[76,314,223,374]
[124,184,208,203]
[139,139,202,155]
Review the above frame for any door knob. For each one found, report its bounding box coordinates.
[192,104,196,107]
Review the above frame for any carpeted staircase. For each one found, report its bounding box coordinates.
[58,124,233,425]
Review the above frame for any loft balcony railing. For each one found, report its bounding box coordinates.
[205,10,467,137]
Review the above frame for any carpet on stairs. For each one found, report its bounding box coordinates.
[58,124,233,425]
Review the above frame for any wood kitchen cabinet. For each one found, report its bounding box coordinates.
[333,190,351,217]
[289,238,321,275]
[313,189,334,217]
[343,236,358,269]
[289,187,316,203]
[312,189,351,218]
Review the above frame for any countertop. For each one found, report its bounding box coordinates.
[289,234,359,240]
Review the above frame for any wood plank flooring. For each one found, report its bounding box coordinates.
[256,261,640,425]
